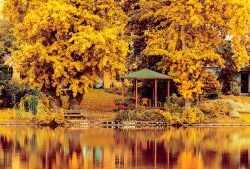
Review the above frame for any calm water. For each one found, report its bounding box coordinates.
[0,126,249,169]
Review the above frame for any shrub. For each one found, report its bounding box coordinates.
[162,106,205,125]
[137,109,165,121]
[115,109,165,121]
[161,111,174,124]
[164,94,183,113]
[182,106,205,124]
[35,109,65,125]
[198,99,234,117]
[231,81,240,96]
[115,110,138,121]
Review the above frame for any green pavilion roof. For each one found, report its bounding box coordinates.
[121,68,173,80]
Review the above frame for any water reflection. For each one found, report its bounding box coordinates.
[0,127,249,169]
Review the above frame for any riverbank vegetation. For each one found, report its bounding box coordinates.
[1,89,250,125]
[0,0,249,125]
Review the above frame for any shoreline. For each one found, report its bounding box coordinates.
[0,121,250,127]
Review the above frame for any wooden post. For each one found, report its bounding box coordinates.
[154,79,157,107]
[121,79,125,103]
[166,80,168,98]
[168,80,170,97]
[135,79,138,109]
[153,81,155,100]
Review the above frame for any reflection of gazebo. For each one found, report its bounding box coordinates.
[120,68,173,109]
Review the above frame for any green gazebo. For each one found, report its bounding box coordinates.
[120,68,173,108]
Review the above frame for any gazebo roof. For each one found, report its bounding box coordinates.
[121,68,173,80]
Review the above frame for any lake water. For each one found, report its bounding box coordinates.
[0,126,249,169]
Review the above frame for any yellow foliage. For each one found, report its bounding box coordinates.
[2,0,129,99]
[141,0,250,100]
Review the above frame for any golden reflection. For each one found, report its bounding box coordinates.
[0,127,249,169]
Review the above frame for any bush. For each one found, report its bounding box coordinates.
[162,106,205,125]
[32,97,65,125]
[161,111,174,124]
[115,109,165,121]
[0,82,41,109]
[35,109,65,125]
[115,106,205,125]
[137,109,165,121]
[182,106,205,124]
[115,110,137,121]
[0,97,65,125]
[231,81,240,96]
[198,99,234,117]
[164,94,184,113]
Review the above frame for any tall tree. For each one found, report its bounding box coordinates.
[140,0,250,100]
[0,18,15,107]
[3,0,129,109]
[0,18,13,83]
[122,0,162,71]
[217,42,239,94]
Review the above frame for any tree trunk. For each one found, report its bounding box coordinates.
[68,94,83,110]
[53,96,62,111]
[42,88,62,112]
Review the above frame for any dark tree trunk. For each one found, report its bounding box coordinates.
[42,88,62,111]
[68,93,83,110]
[53,96,62,110]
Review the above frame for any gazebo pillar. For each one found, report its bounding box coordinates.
[167,80,170,97]
[135,79,138,108]
[121,79,125,103]
[154,79,157,107]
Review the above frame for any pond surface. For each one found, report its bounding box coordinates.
[0,126,249,169]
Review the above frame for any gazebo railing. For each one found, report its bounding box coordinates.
[138,98,164,108]
[116,98,165,110]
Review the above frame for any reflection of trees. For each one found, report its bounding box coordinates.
[0,127,248,168]
[175,151,203,169]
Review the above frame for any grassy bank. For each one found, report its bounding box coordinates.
[1,90,250,125]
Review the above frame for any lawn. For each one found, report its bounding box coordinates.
[81,89,121,112]
[210,95,250,124]
[222,95,250,104]
[0,89,121,123]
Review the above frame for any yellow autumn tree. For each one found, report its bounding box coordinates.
[2,0,128,109]
[140,0,250,100]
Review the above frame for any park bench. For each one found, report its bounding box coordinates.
[64,110,85,119]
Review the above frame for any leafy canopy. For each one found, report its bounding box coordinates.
[3,0,128,99]
[140,0,250,100]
